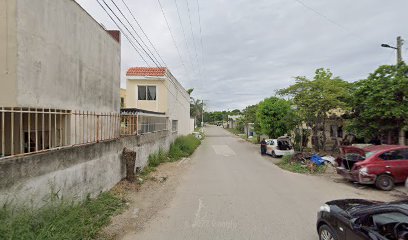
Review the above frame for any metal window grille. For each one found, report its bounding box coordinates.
[0,107,120,159]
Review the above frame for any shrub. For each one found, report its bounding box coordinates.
[148,148,168,167]
[0,192,125,240]
[168,135,201,161]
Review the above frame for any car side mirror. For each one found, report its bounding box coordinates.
[350,218,361,230]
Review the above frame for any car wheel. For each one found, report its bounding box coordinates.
[271,151,277,158]
[375,174,394,191]
[319,225,337,240]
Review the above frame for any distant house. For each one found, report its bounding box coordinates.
[227,115,242,129]
[125,67,191,135]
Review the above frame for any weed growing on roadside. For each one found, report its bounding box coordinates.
[276,155,326,174]
[143,135,201,176]
[0,192,126,240]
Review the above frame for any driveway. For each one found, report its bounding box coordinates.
[122,126,401,240]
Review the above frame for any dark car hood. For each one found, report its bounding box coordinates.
[327,199,382,215]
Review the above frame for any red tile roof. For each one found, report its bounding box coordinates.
[126,67,167,77]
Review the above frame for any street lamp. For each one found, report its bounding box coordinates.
[380,43,397,50]
[381,36,403,64]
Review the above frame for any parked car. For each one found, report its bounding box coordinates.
[336,145,408,191]
[265,137,295,157]
[317,199,408,240]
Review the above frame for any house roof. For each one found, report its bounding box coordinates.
[126,67,167,77]
[121,108,166,116]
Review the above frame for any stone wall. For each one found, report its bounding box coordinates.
[0,131,176,207]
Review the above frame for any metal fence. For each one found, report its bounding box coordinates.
[0,107,169,159]
[120,114,168,135]
[0,107,120,159]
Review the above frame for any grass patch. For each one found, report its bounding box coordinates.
[148,148,168,168]
[168,135,201,161]
[0,192,126,240]
[140,135,202,177]
[276,155,327,174]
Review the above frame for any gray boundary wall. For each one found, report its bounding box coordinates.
[0,131,177,207]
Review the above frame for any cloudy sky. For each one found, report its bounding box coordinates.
[77,0,408,111]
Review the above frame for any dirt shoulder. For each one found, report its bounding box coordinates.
[98,158,193,240]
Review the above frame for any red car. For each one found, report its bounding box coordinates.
[336,145,408,191]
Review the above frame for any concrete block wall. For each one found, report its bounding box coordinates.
[0,131,176,207]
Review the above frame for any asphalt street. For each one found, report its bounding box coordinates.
[123,126,396,240]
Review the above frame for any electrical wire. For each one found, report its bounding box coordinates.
[120,0,167,67]
[109,0,163,67]
[196,0,204,65]
[96,0,150,66]
[174,0,195,70]
[293,0,366,43]
[156,0,190,81]
[185,0,201,72]
[101,0,161,67]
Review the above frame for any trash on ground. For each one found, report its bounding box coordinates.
[311,154,325,166]
[321,156,336,166]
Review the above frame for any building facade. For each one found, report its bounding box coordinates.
[0,0,121,157]
[126,67,191,136]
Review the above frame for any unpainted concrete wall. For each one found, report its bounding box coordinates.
[13,0,120,112]
[0,0,17,106]
[0,131,176,207]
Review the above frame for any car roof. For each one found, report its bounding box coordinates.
[364,145,407,152]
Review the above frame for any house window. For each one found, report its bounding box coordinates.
[172,120,178,132]
[138,86,156,100]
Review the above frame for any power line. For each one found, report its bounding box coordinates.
[109,0,163,67]
[185,0,201,71]
[96,0,150,66]
[156,0,190,80]
[293,0,366,43]
[196,0,204,63]
[174,0,195,70]
[101,0,161,67]
[120,0,167,67]
[195,0,205,89]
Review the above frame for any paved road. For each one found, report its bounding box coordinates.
[124,126,396,240]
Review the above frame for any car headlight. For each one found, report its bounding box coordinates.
[359,167,368,174]
[319,204,330,213]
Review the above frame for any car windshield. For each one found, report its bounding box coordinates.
[365,151,379,159]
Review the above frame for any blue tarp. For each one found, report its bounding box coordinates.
[311,154,325,166]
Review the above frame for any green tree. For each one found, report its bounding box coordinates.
[278,68,351,150]
[190,98,204,127]
[346,63,408,141]
[256,97,297,138]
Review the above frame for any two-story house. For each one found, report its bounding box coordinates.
[125,67,191,136]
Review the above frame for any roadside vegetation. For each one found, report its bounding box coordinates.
[276,155,327,174]
[204,63,408,152]
[142,134,201,176]
[0,192,126,240]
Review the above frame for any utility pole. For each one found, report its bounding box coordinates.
[201,100,204,133]
[397,36,403,64]
[382,36,404,64]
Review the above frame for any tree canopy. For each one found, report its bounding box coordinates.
[346,63,408,139]
[278,68,351,149]
[256,97,297,138]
